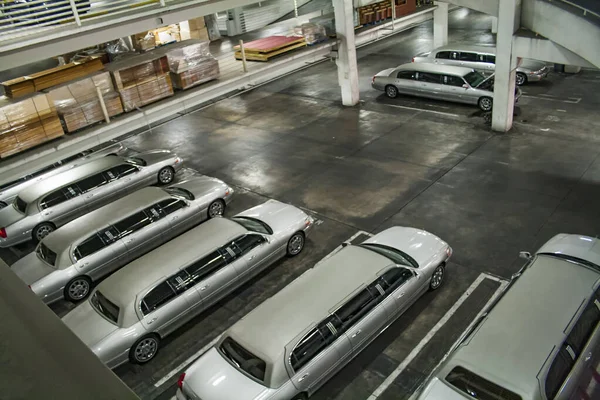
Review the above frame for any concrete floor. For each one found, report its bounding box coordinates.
[2,7,600,400]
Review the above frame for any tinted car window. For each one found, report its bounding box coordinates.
[450,51,460,60]
[546,345,576,399]
[443,75,466,87]
[446,366,522,400]
[158,198,186,215]
[378,268,414,294]
[485,55,496,63]
[166,270,193,294]
[40,186,81,210]
[97,226,119,245]
[91,291,120,325]
[77,173,108,194]
[435,51,451,59]
[106,164,138,180]
[334,286,382,334]
[114,211,152,238]
[232,234,266,256]
[231,216,273,235]
[220,337,266,382]
[185,251,228,283]
[73,234,106,261]
[291,327,330,371]
[459,52,478,61]
[14,196,27,213]
[37,242,57,266]
[397,71,416,80]
[567,299,600,354]
[417,72,441,84]
[141,282,176,315]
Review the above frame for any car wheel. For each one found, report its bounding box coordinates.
[429,264,445,291]
[287,232,305,257]
[385,85,398,99]
[478,96,493,112]
[129,334,160,364]
[516,72,527,86]
[64,276,92,302]
[207,199,225,218]
[290,393,308,400]
[157,167,175,185]
[32,222,55,242]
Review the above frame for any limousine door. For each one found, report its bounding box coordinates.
[115,209,170,263]
[44,186,87,227]
[194,251,242,309]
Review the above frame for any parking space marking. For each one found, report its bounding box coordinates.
[153,230,371,389]
[380,103,460,118]
[521,93,582,104]
[367,272,509,400]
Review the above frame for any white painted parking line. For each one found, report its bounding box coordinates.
[381,104,460,118]
[367,272,509,400]
[154,230,370,388]
[521,94,582,104]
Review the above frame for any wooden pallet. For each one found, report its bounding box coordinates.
[235,40,307,62]
[234,36,305,53]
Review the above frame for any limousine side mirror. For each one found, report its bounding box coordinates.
[462,83,469,89]
[519,251,532,261]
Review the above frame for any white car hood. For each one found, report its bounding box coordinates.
[235,199,308,235]
[62,300,119,349]
[11,252,55,286]
[364,227,447,267]
[417,377,466,400]
[182,348,267,400]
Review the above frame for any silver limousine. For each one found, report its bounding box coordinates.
[0,150,182,247]
[412,44,549,86]
[372,62,522,112]
[0,142,124,209]
[176,227,452,400]
[11,175,233,304]
[63,200,314,368]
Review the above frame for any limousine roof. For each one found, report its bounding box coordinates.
[98,217,247,326]
[444,254,600,397]
[42,187,170,254]
[17,156,124,204]
[432,44,497,54]
[397,62,474,76]
[225,244,394,383]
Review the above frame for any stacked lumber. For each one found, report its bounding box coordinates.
[1,57,104,99]
[0,94,64,158]
[46,72,124,133]
[357,0,416,25]
[107,53,174,112]
[234,36,307,62]
[156,40,220,90]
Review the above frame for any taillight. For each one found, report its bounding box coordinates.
[446,247,452,258]
[412,57,415,62]
[0,228,6,238]
[372,76,376,84]
[177,372,185,389]
[174,157,181,164]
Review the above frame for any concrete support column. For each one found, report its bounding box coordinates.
[333,0,360,106]
[491,0,521,132]
[491,16,498,34]
[433,2,449,48]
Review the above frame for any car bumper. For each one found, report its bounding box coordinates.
[0,233,30,248]
[104,348,130,369]
[175,389,188,400]
[303,215,316,236]
[527,68,550,82]
[371,82,385,91]
[38,287,64,305]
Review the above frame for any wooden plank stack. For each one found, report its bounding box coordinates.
[1,57,104,99]
[46,72,124,133]
[0,94,64,158]
[357,0,416,25]
[106,53,174,112]
[156,40,220,90]
[234,36,307,62]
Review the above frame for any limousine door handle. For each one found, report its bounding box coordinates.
[171,216,179,221]
[86,194,94,199]
[44,210,53,216]
[298,373,309,382]
[200,284,210,291]
[351,329,362,338]
[584,352,592,362]
[248,255,256,261]
[125,239,134,244]
[147,318,157,325]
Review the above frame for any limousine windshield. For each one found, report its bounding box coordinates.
[37,242,57,267]
[219,336,267,382]
[231,216,273,235]
[91,291,120,325]
[464,71,486,88]
[164,187,194,200]
[358,243,417,268]
[125,157,147,167]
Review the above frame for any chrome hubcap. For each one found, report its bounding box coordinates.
[516,74,525,85]
[481,98,492,111]
[208,201,224,217]
[68,279,90,300]
[135,338,158,362]
[36,225,53,240]
[288,235,304,255]
[387,87,397,97]
[159,169,173,183]
[432,267,444,288]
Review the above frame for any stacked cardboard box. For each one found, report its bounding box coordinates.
[180,17,210,41]
[132,24,182,52]
[357,0,416,25]
[107,53,174,112]
[156,40,220,90]
[0,94,64,158]
[46,72,124,133]
[1,57,104,99]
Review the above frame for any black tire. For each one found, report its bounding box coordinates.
[287,232,305,257]
[290,393,308,400]
[429,264,445,291]
[157,166,175,185]
[207,199,226,218]
[32,222,55,243]
[64,276,92,302]
[385,85,398,99]
[516,72,527,86]
[129,334,161,364]
[478,96,493,112]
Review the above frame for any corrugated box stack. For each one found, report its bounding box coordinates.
[1,56,104,99]
[160,40,220,90]
[132,24,182,52]
[180,17,210,41]
[0,94,64,158]
[107,53,174,112]
[294,23,327,45]
[46,71,124,133]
